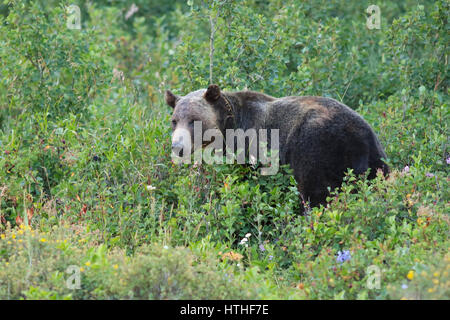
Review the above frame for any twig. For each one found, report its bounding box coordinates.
[209,9,220,84]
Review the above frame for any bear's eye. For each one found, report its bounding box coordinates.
[171,119,177,127]
[189,120,195,126]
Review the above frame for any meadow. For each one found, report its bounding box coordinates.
[0,0,448,299]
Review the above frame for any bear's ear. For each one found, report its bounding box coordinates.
[204,84,221,104]
[165,90,179,108]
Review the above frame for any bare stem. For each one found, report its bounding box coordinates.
[209,10,220,85]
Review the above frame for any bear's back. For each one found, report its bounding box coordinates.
[264,96,370,137]
[266,96,360,123]
[262,95,382,165]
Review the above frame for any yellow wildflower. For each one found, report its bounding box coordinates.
[85,261,91,267]
[113,264,119,270]
[407,270,414,280]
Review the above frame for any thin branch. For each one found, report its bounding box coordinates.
[209,9,220,85]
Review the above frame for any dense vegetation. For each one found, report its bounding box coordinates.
[0,0,448,299]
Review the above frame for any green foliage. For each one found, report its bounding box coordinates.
[0,0,448,300]
[0,0,112,124]
[387,254,450,300]
[0,224,298,299]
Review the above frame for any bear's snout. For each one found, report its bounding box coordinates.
[172,127,192,158]
[172,141,184,157]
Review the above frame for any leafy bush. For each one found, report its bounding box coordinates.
[0,0,112,123]
[0,224,300,299]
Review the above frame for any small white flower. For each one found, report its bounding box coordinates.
[146,185,156,191]
[163,245,169,250]
[245,233,251,238]
[239,238,248,245]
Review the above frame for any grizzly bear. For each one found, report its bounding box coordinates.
[165,84,389,208]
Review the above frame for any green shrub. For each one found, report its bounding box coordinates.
[0,224,299,299]
[0,0,112,125]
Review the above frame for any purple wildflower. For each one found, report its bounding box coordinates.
[259,244,266,252]
[268,255,273,261]
[426,173,434,177]
[336,250,351,263]
[403,165,410,173]
[447,157,450,165]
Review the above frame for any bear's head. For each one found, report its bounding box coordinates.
[165,85,232,157]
